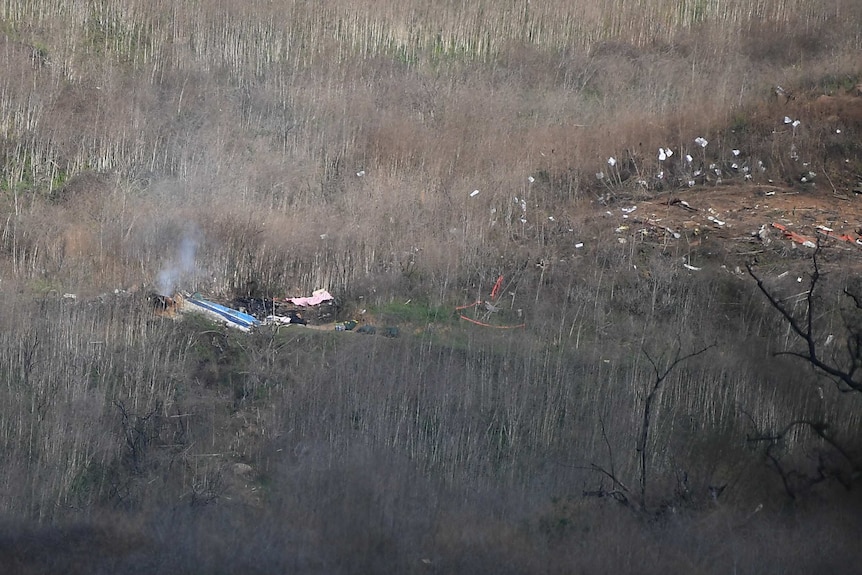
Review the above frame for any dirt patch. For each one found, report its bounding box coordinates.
[573,85,862,270]
[632,184,862,246]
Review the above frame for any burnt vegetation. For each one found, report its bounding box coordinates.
[0,0,862,573]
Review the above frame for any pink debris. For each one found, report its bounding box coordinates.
[286,289,334,306]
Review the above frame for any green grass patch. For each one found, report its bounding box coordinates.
[370,300,454,326]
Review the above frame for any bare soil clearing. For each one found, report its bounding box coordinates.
[637,184,860,246]
[591,87,862,268]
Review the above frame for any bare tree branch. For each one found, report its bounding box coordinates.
[746,418,857,499]
[637,341,713,509]
[844,287,862,310]
[747,247,862,393]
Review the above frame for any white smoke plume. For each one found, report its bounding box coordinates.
[156,226,200,296]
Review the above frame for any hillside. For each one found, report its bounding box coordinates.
[595,86,862,255]
[0,1,861,573]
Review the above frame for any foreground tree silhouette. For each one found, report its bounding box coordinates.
[746,244,862,497]
[584,340,713,513]
[747,246,862,394]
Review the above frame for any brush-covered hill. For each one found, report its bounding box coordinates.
[0,2,861,573]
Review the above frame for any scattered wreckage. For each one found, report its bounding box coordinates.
[149,289,336,332]
[148,288,400,337]
[233,288,336,325]
[149,292,260,331]
[609,189,862,265]
[455,275,526,329]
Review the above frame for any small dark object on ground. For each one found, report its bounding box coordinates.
[148,293,179,316]
[287,311,307,325]
[233,296,337,324]
[233,296,277,318]
[353,324,397,337]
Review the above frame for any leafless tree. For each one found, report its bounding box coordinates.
[746,243,862,497]
[747,244,862,394]
[584,340,713,513]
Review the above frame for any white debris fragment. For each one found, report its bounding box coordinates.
[528,176,535,183]
[694,137,708,148]
[784,116,792,124]
[792,120,801,128]
[683,264,701,271]
[686,154,693,163]
[621,206,637,214]
[356,170,366,177]
[608,157,617,167]
[575,242,584,248]
[470,189,480,197]
[732,149,740,156]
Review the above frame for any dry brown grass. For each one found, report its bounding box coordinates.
[0,1,860,570]
[0,0,858,298]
